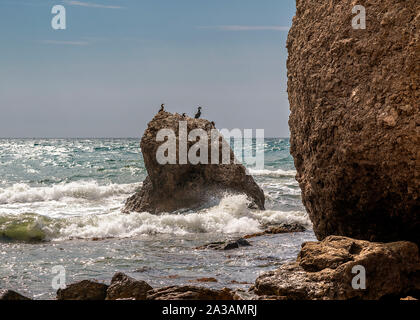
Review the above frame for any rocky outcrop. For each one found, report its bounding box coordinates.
[244,223,306,239]
[196,238,251,250]
[287,0,419,244]
[56,280,108,300]
[252,236,420,300]
[0,289,31,300]
[147,286,235,300]
[106,272,153,300]
[123,111,265,213]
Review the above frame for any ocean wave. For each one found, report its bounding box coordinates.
[247,168,297,178]
[0,195,311,242]
[0,181,138,204]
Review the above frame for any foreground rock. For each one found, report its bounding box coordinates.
[123,111,265,213]
[147,286,235,300]
[196,238,251,250]
[106,272,153,300]
[252,236,420,300]
[0,289,31,300]
[287,0,419,245]
[56,280,108,300]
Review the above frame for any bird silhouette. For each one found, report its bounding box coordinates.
[182,113,186,117]
[159,104,165,112]
[194,106,202,119]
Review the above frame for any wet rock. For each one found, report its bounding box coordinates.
[252,236,420,300]
[123,111,265,213]
[0,289,31,300]
[244,223,306,239]
[56,280,108,300]
[147,286,235,300]
[287,0,419,245]
[196,238,251,250]
[189,277,218,283]
[106,272,153,300]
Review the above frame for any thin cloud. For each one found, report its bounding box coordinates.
[198,25,290,32]
[41,40,89,46]
[64,1,124,9]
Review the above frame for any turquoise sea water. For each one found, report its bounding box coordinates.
[0,138,315,299]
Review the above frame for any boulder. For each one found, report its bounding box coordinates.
[146,285,235,300]
[106,272,153,300]
[244,223,306,239]
[287,0,419,244]
[196,238,251,250]
[56,280,108,300]
[0,289,31,300]
[252,236,420,300]
[123,111,265,213]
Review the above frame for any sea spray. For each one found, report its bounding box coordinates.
[0,194,311,242]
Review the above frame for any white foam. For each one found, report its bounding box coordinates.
[0,181,138,205]
[54,194,311,240]
[247,168,297,178]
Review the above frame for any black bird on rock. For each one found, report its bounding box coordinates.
[182,113,186,117]
[194,106,202,119]
[159,104,165,112]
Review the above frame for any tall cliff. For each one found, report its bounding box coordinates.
[287,0,419,244]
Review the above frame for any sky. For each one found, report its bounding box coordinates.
[0,0,296,138]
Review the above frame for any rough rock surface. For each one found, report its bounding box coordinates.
[287,0,419,244]
[56,280,108,300]
[244,223,306,239]
[252,236,420,300]
[0,289,31,300]
[123,111,265,213]
[106,272,153,300]
[196,238,251,250]
[147,285,235,300]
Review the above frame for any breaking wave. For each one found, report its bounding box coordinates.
[0,194,311,242]
[0,181,138,204]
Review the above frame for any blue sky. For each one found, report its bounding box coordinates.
[0,0,296,138]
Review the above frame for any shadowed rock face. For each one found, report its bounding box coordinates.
[56,280,108,300]
[287,0,419,245]
[253,236,420,300]
[0,289,31,300]
[147,286,235,300]
[123,111,265,214]
[106,272,153,300]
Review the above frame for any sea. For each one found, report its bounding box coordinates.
[0,138,316,299]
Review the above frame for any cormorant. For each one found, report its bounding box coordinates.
[159,104,165,112]
[211,121,215,127]
[182,113,186,117]
[194,106,202,119]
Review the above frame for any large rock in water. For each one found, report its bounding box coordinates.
[253,236,420,300]
[287,0,419,244]
[123,111,265,213]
